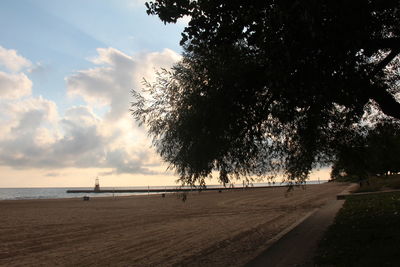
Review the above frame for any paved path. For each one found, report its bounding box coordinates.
[245,198,345,267]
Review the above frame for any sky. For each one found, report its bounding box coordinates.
[0,0,330,188]
[0,0,188,187]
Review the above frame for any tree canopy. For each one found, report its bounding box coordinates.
[332,120,400,180]
[131,0,400,186]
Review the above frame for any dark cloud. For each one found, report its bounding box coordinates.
[44,172,60,177]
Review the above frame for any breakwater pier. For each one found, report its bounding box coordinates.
[66,186,278,194]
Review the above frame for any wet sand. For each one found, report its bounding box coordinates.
[0,183,346,266]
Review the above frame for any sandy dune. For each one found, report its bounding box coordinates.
[0,183,346,266]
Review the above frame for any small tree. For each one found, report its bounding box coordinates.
[331,121,400,181]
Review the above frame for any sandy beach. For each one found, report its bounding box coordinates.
[0,183,346,266]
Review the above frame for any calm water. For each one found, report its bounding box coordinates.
[0,187,146,200]
[0,180,327,200]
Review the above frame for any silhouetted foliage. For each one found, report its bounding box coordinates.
[332,121,400,180]
[131,1,400,186]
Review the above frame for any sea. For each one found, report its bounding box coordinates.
[0,180,328,200]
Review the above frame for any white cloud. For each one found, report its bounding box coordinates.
[0,71,32,99]
[67,47,180,120]
[0,102,159,174]
[0,46,180,176]
[0,96,58,140]
[63,105,101,128]
[0,46,32,72]
[0,102,103,169]
[0,46,33,100]
[0,96,59,168]
[64,47,180,173]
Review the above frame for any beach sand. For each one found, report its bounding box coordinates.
[0,183,346,266]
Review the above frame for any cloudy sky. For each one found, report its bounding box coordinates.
[0,0,331,188]
[0,0,190,187]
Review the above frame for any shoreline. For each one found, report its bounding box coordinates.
[0,185,283,202]
[0,180,330,201]
[65,184,293,193]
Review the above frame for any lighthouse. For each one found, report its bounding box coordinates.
[94,177,100,192]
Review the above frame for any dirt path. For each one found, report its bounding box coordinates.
[0,183,346,266]
[246,198,345,267]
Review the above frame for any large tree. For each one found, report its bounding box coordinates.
[131,0,400,186]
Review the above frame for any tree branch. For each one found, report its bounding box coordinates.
[369,84,400,120]
[366,37,400,50]
[366,46,400,120]
[369,47,400,78]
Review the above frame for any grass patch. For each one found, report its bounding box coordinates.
[354,182,382,193]
[386,177,400,189]
[354,174,400,193]
[315,192,400,266]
